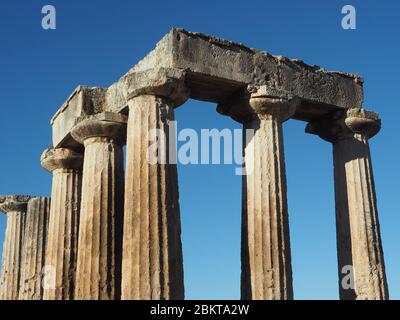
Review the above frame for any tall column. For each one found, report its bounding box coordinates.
[122,68,189,300]
[306,107,388,300]
[0,195,31,300]
[239,96,295,300]
[71,112,126,300]
[18,197,50,300]
[40,148,83,300]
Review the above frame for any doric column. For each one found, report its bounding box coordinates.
[242,96,295,300]
[18,197,50,300]
[71,112,126,300]
[40,147,83,300]
[219,91,296,300]
[0,195,31,300]
[218,89,297,300]
[306,107,388,300]
[121,68,189,300]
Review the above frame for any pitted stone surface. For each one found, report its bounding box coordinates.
[0,195,32,300]
[73,113,125,300]
[41,148,82,300]
[307,109,388,300]
[125,67,190,106]
[71,112,127,146]
[241,116,294,300]
[0,195,32,212]
[18,197,50,300]
[51,86,107,149]
[122,94,184,300]
[41,148,83,173]
[305,107,381,142]
[221,96,294,300]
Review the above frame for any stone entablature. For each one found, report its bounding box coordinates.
[51,28,363,149]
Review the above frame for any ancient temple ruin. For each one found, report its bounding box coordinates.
[0,29,388,300]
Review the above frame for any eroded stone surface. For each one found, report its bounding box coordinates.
[51,86,107,149]
[41,147,83,173]
[122,93,184,300]
[228,96,294,300]
[71,113,126,300]
[51,29,364,149]
[41,148,83,300]
[306,108,388,300]
[18,197,50,300]
[0,195,32,300]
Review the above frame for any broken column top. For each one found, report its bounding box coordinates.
[0,195,34,214]
[51,28,365,149]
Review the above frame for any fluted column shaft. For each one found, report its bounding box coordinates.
[71,112,126,300]
[122,94,185,300]
[41,148,83,300]
[334,134,388,299]
[18,197,50,300]
[2,212,24,300]
[240,97,295,300]
[307,107,388,300]
[0,196,31,300]
[121,68,189,300]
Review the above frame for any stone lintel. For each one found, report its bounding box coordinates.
[51,86,107,149]
[51,28,365,149]
[126,29,364,110]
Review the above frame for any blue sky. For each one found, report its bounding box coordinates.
[0,0,399,300]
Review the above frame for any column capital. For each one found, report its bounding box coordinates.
[306,107,381,142]
[126,67,190,107]
[71,112,128,146]
[0,195,32,214]
[217,85,299,123]
[40,148,83,173]
[249,96,297,121]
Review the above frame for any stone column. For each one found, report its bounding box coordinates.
[40,147,83,300]
[121,68,189,300]
[306,107,388,300]
[18,197,50,300]
[218,90,296,300]
[71,112,126,300]
[0,195,31,300]
[236,95,296,300]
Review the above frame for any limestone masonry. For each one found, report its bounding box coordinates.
[0,29,388,300]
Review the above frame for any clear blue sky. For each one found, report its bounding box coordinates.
[0,0,399,300]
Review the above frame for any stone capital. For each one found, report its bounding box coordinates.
[125,67,190,107]
[41,148,83,173]
[217,85,299,123]
[71,112,128,146]
[306,107,381,142]
[0,195,32,214]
